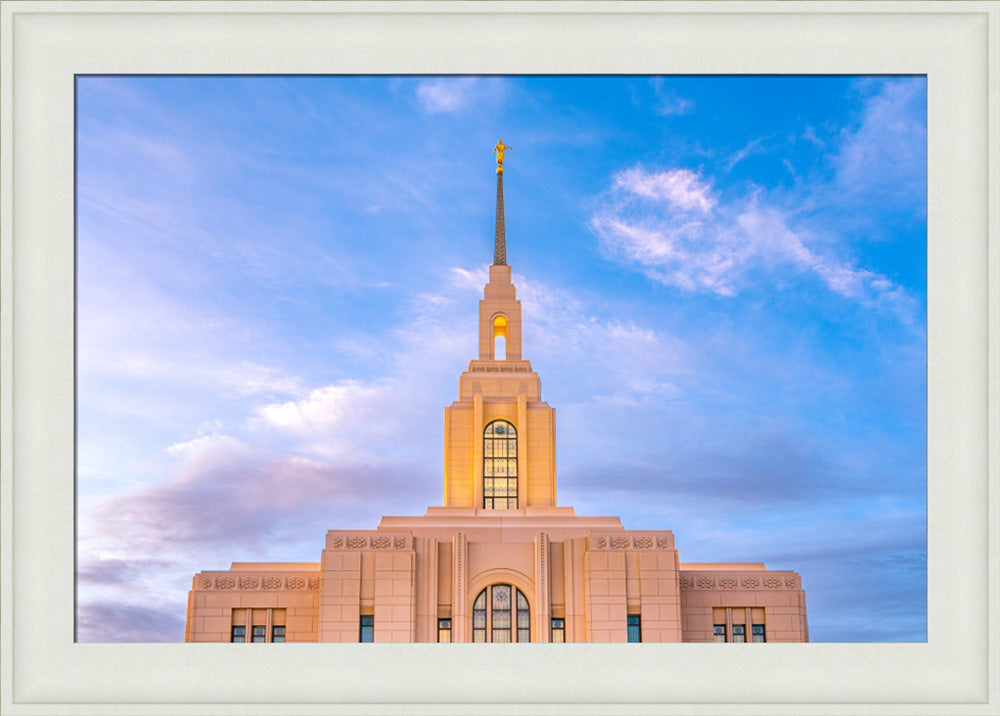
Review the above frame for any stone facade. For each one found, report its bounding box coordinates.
[186,164,808,644]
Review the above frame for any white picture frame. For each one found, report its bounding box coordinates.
[1,2,997,714]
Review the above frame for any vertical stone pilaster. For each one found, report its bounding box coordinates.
[443,408,451,505]
[563,536,586,642]
[414,536,438,642]
[534,532,551,642]
[550,410,558,504]
[473,394,483,509]
[517,392,527,508]
[452,532,468,642]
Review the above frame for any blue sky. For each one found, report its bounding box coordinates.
[75,75,926,642]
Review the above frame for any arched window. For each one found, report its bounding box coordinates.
[483,419,517,509]
[472,584,530,642]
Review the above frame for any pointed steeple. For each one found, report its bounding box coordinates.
[493,140,511,266]
[494,170,506,266]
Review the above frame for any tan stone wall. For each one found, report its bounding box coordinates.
[317,549,361,642]
[187,569,319,643]
[444,403,474,507]
[679,569,808,642]
[579,532,679,642]
[317,531,417,643]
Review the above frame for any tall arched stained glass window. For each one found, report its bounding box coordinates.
[483,419,517,509]
[471,584,530,643]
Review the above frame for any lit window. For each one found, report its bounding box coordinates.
[472,584,530,642]
[516,590,531,643]
[732,625,746,643]
[551,618,565,643]
[438,618,452,643]
[752,624,765,643]
[627,615,641,643]
[713,624,727,643]
[493,314,507,360]
[231,626,246,643]
[251,625,266,643]
[472,590,487,643]
[360,615,374,643]
[483,420,517,509]
[272,626,285,643]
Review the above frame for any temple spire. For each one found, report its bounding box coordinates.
[493,140,511,266]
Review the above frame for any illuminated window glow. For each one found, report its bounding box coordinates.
[483,420,517,509]
[472,584,530,642]
[492,314,508,360]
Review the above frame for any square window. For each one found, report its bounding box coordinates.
[438,618,452,643]
[732,625,746,643]
[752,624,766,643]
[360,615,374,643]
[551,618,565,643]
[272,625,286,643]
[251,625,266,643]
[627,614,641,643]
[713,624,727,643]
[231,626,246,643]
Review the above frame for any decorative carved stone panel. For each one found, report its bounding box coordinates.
[217,576,236,590]
[785,575,799,589]
[372,536,391,549]
[331,536,344,548]
[348,536,368,549]
[656,535,670,549]
[719,576,738,589]
[595,536,607,549]
[394,536,407,549]
[263,576,284,590]
[740,576,760,589]
[764,576,783,589]
[611,536,630,550]
[696,576,716,589]
[239,576,260,590]
[679,576,693,590]
[286,577,306,590]
[200,577,214,590]
[633,536,653,549]
[308,577,320,590]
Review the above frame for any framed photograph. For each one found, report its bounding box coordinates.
[2,2,996,714]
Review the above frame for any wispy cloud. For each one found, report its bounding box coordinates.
[414,77,506,114]
[724,135,771,171]
[650,78,695,116]
[834,79,926,210]
[612,167,716,212]
[591,163,915,317]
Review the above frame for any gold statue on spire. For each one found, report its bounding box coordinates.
[495,139,512,174]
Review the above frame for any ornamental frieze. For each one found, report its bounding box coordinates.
[326,532,413,550]
[676,573,802,590]
[589,533,674,550]
[198,574,319,591]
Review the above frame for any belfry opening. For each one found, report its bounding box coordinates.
[492,315,507,360]
[186,143,809,644]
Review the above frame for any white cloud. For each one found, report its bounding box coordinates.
[613,167,716,213]
[414,77,506,114]
[591,165,913,317]
[834,79,926,207]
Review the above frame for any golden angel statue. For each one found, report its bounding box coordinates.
[495,140,512,172]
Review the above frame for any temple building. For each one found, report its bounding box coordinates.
[185,143,809,644]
